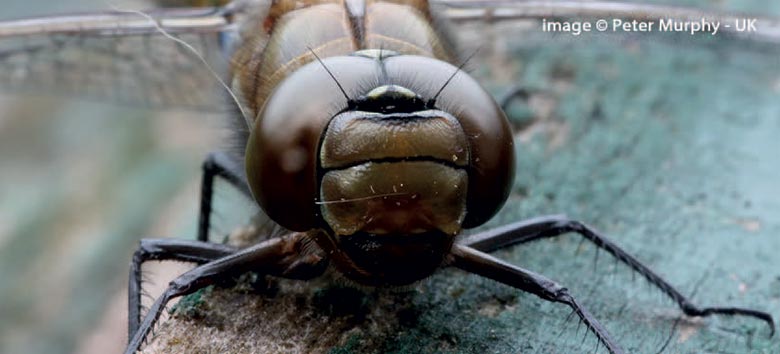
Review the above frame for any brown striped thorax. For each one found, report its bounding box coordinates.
[233,0,514,286]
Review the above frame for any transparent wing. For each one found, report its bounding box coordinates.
[0,2,257,110]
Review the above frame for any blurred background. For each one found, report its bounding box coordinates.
[1,1,780,353]
[0,1,229,353]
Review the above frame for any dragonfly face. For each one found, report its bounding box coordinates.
[244,51,515,285]
[2,1,780,354]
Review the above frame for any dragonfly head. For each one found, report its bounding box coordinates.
[245,53,515,284]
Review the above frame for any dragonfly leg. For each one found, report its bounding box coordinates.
[459,215,775,335]
[128,238,238,339]
[125,233,327,354]
[198,151,252,242]
[451,245,625,354]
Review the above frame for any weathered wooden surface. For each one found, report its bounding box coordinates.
[1,1,780,354]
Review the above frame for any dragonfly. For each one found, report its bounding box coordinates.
[1,1,779,353]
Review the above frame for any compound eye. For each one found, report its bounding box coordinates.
[459,104,515,228]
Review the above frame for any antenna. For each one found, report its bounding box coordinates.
[428,47,481,108]
[308,47,352,104]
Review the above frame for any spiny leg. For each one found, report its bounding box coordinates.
[125,233,326,354]
[451,245,625,354]
[198,151,252,242]
[128,238,238,338]
[459,215,775,335]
